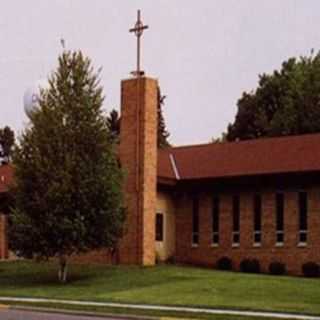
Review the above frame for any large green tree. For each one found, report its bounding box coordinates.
[9,50,125,282]
[227,51,320,141]
[0,126,15,164]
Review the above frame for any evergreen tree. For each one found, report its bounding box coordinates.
[0,126,15,164]
[9,50,125,282]
[157,86,170,148]
[227,51,320,141]
[106,109,120,143]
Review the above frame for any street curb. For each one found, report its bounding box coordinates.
[1,297,320,320]
[11,305,159,320]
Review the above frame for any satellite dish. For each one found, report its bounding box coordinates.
[23,79,49,118]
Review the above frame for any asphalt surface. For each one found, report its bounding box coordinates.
[0,309,126,320]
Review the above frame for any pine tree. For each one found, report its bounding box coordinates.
[9,50,125,282]
[157,86,170,148]
[106,109,120,143]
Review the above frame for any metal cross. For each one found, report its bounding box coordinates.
[129,10,148,77]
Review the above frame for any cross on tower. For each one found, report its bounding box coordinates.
[129,10,148,77]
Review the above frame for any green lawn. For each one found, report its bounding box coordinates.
[0,261,319,316]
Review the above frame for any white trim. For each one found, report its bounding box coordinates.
[169,153,180,180]
[297,242,307,248]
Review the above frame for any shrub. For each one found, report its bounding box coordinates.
[302,262,320,277]
[216,257,233,271]
[165,256,176,264]
[269,262,286,275]
[240,258,260,273]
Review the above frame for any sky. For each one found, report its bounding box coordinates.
[0,1,320,146]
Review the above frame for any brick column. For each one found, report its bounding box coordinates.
[284,192,299,273]
[119,77,158,266]
[241,192,252,250]
[0,214,8,259]
[220,195,232,250]
[263,192,275,248]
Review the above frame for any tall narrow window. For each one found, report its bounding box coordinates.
[276,193,284,245]
[298,191,308,244]
[155,213,164,242]
[253,194,262,245]
[212,196,220,246]
[192,197,199,245]
[232,195,240,246]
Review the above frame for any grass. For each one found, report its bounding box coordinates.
[0,261,319,316]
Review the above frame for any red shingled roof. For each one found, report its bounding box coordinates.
[0,164,13,193]
[158,133,320,181]
[2,134,320,188]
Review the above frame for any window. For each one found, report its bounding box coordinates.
[155,213,164,242]
[253,194,262,245]
[192,197,199,245]
[212,196,220,245]
[298,191,308,245]
[276,193,284,245]
[232,195,240,246]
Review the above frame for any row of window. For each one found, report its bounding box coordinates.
[192,192,308,247]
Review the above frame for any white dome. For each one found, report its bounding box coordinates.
[23,79,49,118]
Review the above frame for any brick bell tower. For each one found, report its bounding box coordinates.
[118,11,158,265]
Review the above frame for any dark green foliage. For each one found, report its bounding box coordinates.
[240,259,260,274]
[157,86,170,148]
[302,262,320,277]
[269,262,286,275]
[216,257,233,271]
[106,109,120,143]
[9,50,125,278]
[0,126,15,164]
[227,51,320,141]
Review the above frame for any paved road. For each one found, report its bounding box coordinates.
[0,309,124,320]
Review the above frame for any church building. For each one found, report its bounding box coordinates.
[1,75,320,275]
[1,13,320,276]
[115,75,320,276]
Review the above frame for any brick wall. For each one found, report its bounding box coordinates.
[70,249,115,264]
[0,214,8,259]
[175,188,320,275]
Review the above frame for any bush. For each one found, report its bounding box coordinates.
[240,258,260,273]
[302,262,320,277]
[269,262,286,275]
[216,257,233,271]
[165,256,176,264]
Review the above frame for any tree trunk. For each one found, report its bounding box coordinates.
[58,255,68,283]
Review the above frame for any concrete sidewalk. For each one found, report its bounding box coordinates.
[0,296,319,320]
